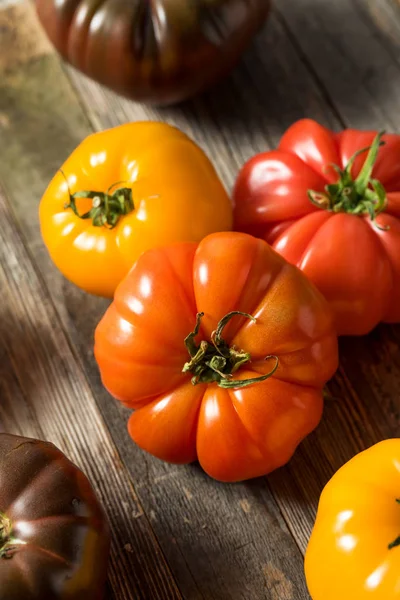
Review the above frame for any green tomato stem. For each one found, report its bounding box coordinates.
[388,499,400,550]
[60,171,134,229]
[308,132,388,227]
[182,311,279,389]
[0,512,26,559]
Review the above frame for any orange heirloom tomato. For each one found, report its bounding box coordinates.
[305,440,400,600]
[94,232,338,482]
[39,122,232,297]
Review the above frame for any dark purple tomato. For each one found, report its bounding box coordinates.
[35,0,270,105]
[0,434,110,600]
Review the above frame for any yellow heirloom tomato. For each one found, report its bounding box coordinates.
[305,439,400,599]
[39,122,232,297]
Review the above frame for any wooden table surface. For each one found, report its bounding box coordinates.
[1,1,400,598]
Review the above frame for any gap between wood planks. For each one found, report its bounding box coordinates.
[276,0,400,130]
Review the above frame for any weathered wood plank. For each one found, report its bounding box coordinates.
[0,3,312,599]
[0,6,184,598]
[353,0,400,55]
[276,0,400,130]
[0,180,182,600]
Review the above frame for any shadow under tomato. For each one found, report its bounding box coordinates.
[267,321,400,526]
[337,323,400,437]
[132,455,311,599]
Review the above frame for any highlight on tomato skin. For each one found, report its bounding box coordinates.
[304,439,400,600]
[94,231,339,483]
[232,118,400,337]
[39,121,233,298]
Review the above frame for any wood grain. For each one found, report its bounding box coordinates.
[276,0,400,129]
[1,0,400,598]
[0,0,52,71]
[0,179,182,599]
[0,6,182,598]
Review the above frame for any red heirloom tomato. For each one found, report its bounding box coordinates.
[233,119,400,336]
[35,0,270,105]
[94,232,338,482]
